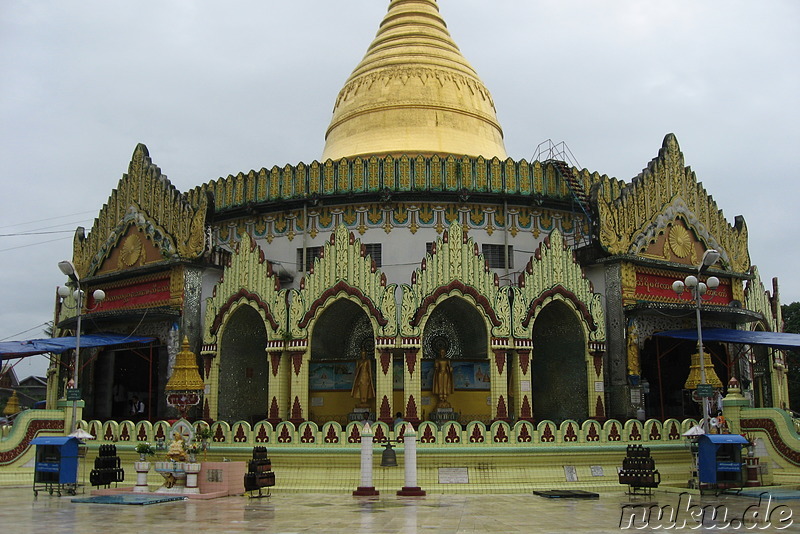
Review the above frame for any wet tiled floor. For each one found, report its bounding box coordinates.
[2,486,797,533]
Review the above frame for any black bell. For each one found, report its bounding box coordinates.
[380,441,397,467]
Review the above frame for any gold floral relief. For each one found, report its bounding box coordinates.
[118,233,144,268]
[668,224,692,259]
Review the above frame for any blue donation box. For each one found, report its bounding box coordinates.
[697,434,748,486]
[31,436,80,486]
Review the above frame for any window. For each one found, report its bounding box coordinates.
[297,246,324,272]
[363,243,382,268]
[482,244,513,269]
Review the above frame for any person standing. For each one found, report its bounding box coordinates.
[130,396,145,421]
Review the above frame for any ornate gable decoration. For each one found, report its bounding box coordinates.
[512,228,605,342]
[288,224,398,340]
[203,234,286,347]
[399,221,510,338]
[72,144,209,278]
[597,134,750,273]
[744,266,777,332]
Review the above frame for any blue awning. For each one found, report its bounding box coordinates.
[653,328,800,351]
[0,334,156,358]
[698,434,749,445]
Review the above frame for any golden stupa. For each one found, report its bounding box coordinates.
[3,391,21,417]
[165,337,205,392]
[684,350,723,390]
[322,0,507,161]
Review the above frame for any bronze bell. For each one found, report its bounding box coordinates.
[380,441,398,467]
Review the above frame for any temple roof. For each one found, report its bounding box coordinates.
[321,0,507,161]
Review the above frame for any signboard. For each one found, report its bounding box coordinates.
[696,384,714,398]
[438,467,469,484]
[66,388,81,401]
[634,271,731,305]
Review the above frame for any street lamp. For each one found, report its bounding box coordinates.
[57,260,106,433]
[672,249,721,432]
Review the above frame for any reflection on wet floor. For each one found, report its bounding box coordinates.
[1,486,797,533]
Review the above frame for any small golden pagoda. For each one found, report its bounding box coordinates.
[684,349,723,390]
[165,337,205,419]
[3,391,21,417]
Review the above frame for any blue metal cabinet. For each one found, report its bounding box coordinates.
[31,436,80,495]
[697,434,748,487]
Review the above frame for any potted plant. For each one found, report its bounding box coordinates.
[186,442,200,463]
[134,441,155,461]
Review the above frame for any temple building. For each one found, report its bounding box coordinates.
[51,0,785,431]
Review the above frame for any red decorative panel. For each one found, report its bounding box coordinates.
[593,354,603,377]
[290,396,303,422]
[517,424,532,443]
[629,424,642,441]
[405,395,418,420]
[608,422,621,441]
[278,426,292,443]
[301,425,315,443]
[324,426,339,444]
[155,425,166,441]
[256,425,269,443]
[493,425,509,443]
[420,425,436,444]
[469,425,485,443]
[137,425,147,441]
[540,424,555,442]
[271,353,281,377]
[379,396,391,422]
[595,395,605,419]
[380,351,391,375]
[587,424,600,442]
[520,396,533,420]
[563,423,577,442]
[0,419,64,465]
[494,350,506,375]
[291,352,303,376]
[668,422,681,440]
[104,425,114,441]
[269,397,280,422]
[348,425,361,444]
[213,425,226,442]
[373,425,386,444]
[495,395,508,420]
[518,350,530,375]
[234,425,247,443]
[119,425,130,441]
[445,424,460,443]
[649,423,661,441]
[405,351,417,376]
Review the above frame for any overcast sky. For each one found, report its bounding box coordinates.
[2,0,798,379]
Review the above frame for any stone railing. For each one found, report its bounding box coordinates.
[80,417,698,449]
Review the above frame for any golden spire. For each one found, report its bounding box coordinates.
[322,0,507,161]
[3,391,20,416]
[165,337,205,392]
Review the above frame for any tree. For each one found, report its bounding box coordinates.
[781,302,800,411]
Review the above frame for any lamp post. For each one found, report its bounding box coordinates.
[57,260,105,433]
[672,249,721,432]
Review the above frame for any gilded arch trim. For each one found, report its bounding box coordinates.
[211,289,280,335]
[521,285,595,331]
[299,280,388,329]
[411,280,501,328]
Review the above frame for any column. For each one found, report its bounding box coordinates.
[397,423,425,496]
[490,347,510,422]
[513,347,534,423]
[266,344,289,425]
[353,423,379,496]
[288,348,309,424]
[375,345,394,425]
[402,347,421,426]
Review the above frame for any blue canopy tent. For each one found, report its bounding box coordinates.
[652,328,800,351]
[1,334,157,418]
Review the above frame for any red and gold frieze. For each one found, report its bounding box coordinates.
[624,266,732,306]
[90,271,183,312]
